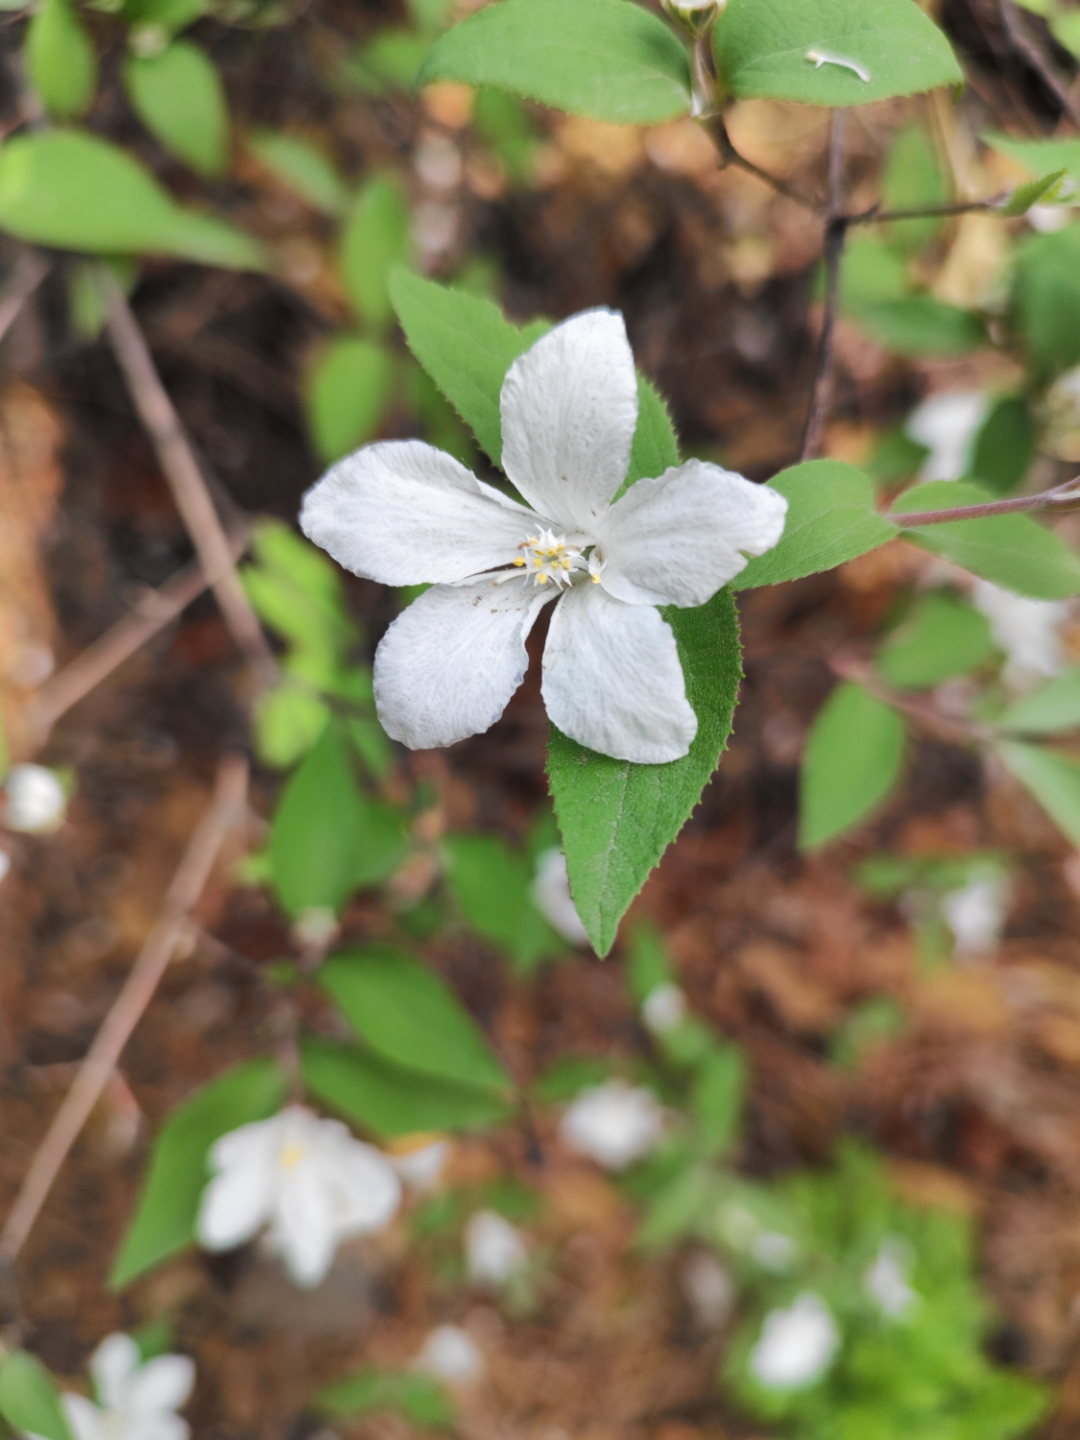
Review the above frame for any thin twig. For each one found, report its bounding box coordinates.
[98,266,277,691]
[19,528,249,755]
[998,0,1080,131]
[830,654,993,746]
[0,250,48,347]
[893,474,1080,527]
[801,111,848,462]
[709,114,822,213]
[0,755,249,1263]
[846,196,1008,226]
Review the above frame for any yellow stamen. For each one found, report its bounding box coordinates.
[513,558,525,567]
[281,1141,305,1170]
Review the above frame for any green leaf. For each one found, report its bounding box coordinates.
[0,1352,73,1440]
[124,41,228,178]
[305,337,392,463]
[442,832,565,974]
[853,297,987,357]
[0,130,263,268]
[877,591,993,690]
[999,168,1069,218]
[109,1058,286,1287]
[881,123,947,256]
[626,376,680,487]
[300,1036,511,1137]
[339,177,411,332]
[241,519,358,666]
[254,681,331,769]
[713,0,963,106]
[318,946,511,1091]
[892,480,1080,600]
[997,669,1080,735]
[799,682,905,850]
[473,87,538,184]
[734,460,896,590]
[626,923,673,1003]
[389,268,549,465]
[419,0,692,125]
[691,1043,746,1154]
[26,0,97,120]
[839,234,907,311]
[247,129,348,215]
[969,396,1035,495]
[122,0,208,34]
[268,720,407,917]
[996,740,1080,847]
[1013,224,1080,380]
[983,131,1080,189]
[547,587,742,956]
[318,1368,455,1428]
[344,30,429,95]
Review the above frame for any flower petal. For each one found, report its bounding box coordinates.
[197,1129,277,1252]
[300,440,534,585]
[541,585,696,763]
[374,578,551,749]
[321,1138,402,1236]
[500,311,638,533]
[126,1357,195,1418]
[90,1334,139,1411]
[274,1160,338,1287]
[597,462,788,607]
[62,1395,108,1440]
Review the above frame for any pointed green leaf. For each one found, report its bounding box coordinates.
[547,587,742,955]
[419,0,692,125]
[997,669,1080,735]
[339,177,411,332]
[319,946,511,1090]
[892,480,1080,600]
[799,682,905,849]
[733,460,896,591]
[110,1057,286,1287]
[853,297,986,356]
[983,132,1080,189]
[248,130,348,215]
[124,41,229,177]
[969,396,1035,495]
[26,0,97,119]
[300,1037,511,1136]
[0,1352,73,1440]
[881,123,947,256]
[996,740,1080,847]
[0,130,263,268]
[714,0,963,106]
[442,832,565,973]
[1013,224,1080,380]
[305,336,392,463]
[1000,168,1069,218]
[877,591,993,689]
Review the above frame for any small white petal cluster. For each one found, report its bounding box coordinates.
[941,871,1009,956]
[641,982,687,1035]
[681,1250,735,1328]
[301,310,787,764]
[749,1292,839,1390]
[55,1333,194,1440]
[415,1325,485,1383]
[196,1106,401,1287]
[4,763,66,833]
[863,1239,918,1318]
[530,846,589,946]
[465,1209,528,1286]
[392,1136,451,1190]
[661,0,724,36]
[558,1078,664,1170]
[972,579,1071,686]
[905,391,987,483]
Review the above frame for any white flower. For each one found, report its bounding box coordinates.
[905,391,988,482]
[749,1293,839,1390]
[0,849,10,884]
[196,1106,401,1287]
[972,579,1071,686]
[391,1136,451,1190]
[57,1333,194,1440]
[465,1209,528,1286]
[530,846,589,946]
[558,1078,664,1169]
[863,1239,918,1318]
[300,310,787,764]
[941,871,1009,955]
[641,982,687,1035]
[415,1325,484,1383]
[681,1250,735,1327]
[661,0,724,35]
[4,763,66,833]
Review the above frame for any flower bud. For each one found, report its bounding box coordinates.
[4,764,67,833]
[661,0,724,38]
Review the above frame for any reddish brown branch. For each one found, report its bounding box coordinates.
[0,250,48,347]
[893,476,1080,527]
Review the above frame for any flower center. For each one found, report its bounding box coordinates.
[281,1141,306,1170]
[513,528,587,588]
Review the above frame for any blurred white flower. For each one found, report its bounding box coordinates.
[972,579,1071,686]
[661,0,724,35]
[465,1209,528,1286]
[289,905,340,955]
[531,847,589,946]
[4,763,66,833]
[558,1078,664,1169]
[391,1136,451,1191]
[905,391,988,482]
[863,1239,918,1318]
[56,1332,194,1440]
[751,1231,797,1272]
[749,1292,839,1390]
[0,849,10,884]
[415,1325,484,1383]
[641,983,687,1035]
[681,1250,735,1327]
[941,872,1009,956]
[197,1106,401,1287]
